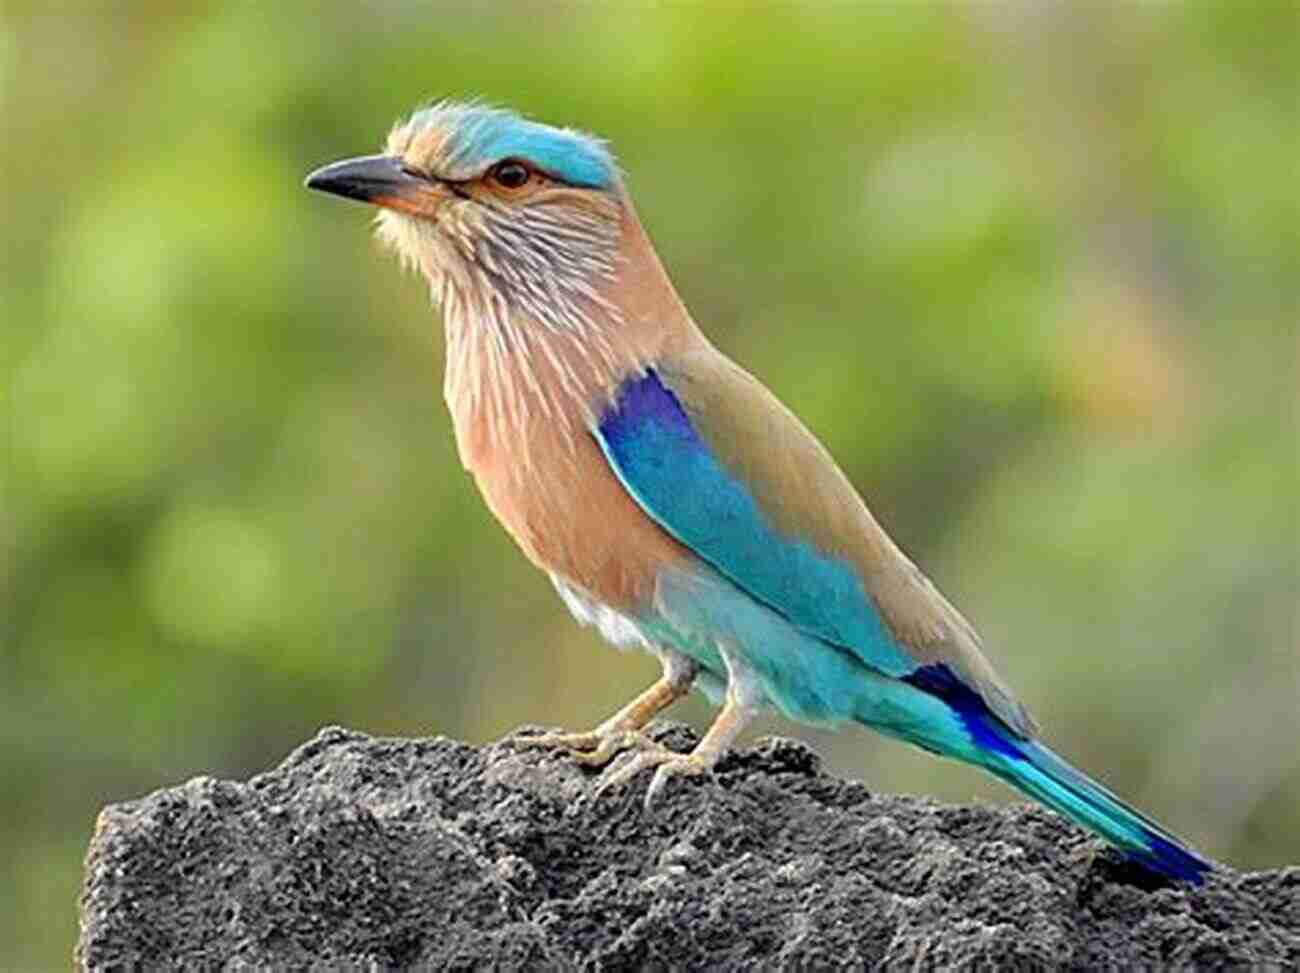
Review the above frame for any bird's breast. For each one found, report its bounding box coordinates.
[444,323,691,615]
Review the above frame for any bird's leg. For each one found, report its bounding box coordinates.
[515,650,697,768]
[595,645,762,808]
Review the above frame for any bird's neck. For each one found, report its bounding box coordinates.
[438,196,703,473]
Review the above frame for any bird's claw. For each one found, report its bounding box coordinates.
[574,729,671,767]
[514,727,667,769]
[594,748,712,809]
[514,728,601,754]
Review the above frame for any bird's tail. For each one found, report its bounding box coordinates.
[977,731,1210,884]
[880,663,1211,884]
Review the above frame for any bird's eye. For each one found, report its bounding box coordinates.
[490,161,531,190]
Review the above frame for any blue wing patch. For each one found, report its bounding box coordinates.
[595,368,917,678]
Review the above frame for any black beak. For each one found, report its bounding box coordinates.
[304,154,424,204]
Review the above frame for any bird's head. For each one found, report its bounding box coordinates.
[306,102,625,329]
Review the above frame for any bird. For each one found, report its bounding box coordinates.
[305,100,1210,884]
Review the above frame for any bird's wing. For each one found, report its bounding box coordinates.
[593,347,1036,737]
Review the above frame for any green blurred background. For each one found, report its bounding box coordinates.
[3,2,1296,966]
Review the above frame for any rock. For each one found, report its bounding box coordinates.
[77,723,1299,969]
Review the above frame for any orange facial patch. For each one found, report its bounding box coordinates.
[369,192,440,218]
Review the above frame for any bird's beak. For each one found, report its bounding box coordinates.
[304,154,445,217]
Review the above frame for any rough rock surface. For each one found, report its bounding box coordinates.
[79,723,1298,969]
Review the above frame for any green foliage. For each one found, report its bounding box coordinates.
[2,3,1295,966]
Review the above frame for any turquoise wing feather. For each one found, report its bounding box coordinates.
[595,368,918,678]
[594,354,1035,737]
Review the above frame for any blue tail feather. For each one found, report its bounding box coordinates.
[986,736,1211,884]
[901,664,1211,885]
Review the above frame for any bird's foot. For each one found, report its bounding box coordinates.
[594,748,714,809]
[514,726,671,769]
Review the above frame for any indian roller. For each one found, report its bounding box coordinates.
[306,101,1210,884]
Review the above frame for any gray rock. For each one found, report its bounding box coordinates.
[78,723,1299,969]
